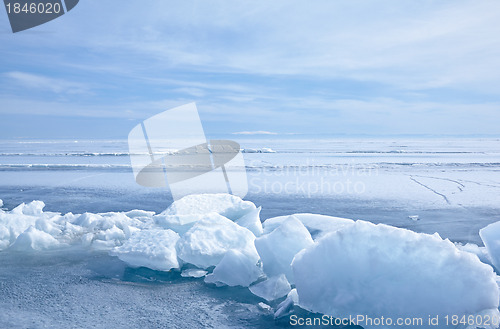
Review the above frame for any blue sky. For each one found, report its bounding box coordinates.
[1,0,500,139]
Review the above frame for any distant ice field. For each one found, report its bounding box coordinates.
[0,138,499,244]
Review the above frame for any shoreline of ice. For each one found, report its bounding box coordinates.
[1,193,500,328]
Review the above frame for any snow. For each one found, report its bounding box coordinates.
[255,216,313,282]
[480,221,500,272]
[111,229,180,271]
[292,220,500,329]
[176,212,259,269]
[204,249,262,287]
[249,274,291,302]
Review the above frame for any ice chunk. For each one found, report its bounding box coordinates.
[205,249,262,287]
[9,226,60,251]
[235,206,263,236]
[480,221,500,271]
[0,199,3,208]
[154,213,206,235]
[249,274,291,302]
[455,242,493,267]
[274,289,299,319]
[255,216,313,282]
[263,213,354,239]
[176,213,259,269]
[162,194,257,221]
[112,229,180,271]
[292,220,499,329]
[12,200,45,216]
[181,268,207,278]
[257,302,272,311]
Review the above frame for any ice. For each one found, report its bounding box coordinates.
[161,193,257,221]
[9,226,60,251]
[204,249,262,287]
[180,268,207,278]
[255,216,313,282]
[274,289,299,319]
[249,274,291,302]
[292,220,500,329]
[480,221,500,271]
[155,194,259,235]
[0,199,3,207]
[0,200,44,250]
[455,242,493,267]
[111,229,180,271]
[235,206,263,236]
[176,213,259,269]
[263,213,354,239]
[12,200,45,216]
[154,213,206,235]
[257,302,272,311]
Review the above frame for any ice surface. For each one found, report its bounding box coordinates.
[111,229,180,271]
[249,274,291,302]
[263,213,354,238]
[480,221,500,271]
[255,216,313,282]
[176,212,259,269]
[204,249,262,287]
[292,220,500,329]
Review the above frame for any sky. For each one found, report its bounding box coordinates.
[1,0,500,139]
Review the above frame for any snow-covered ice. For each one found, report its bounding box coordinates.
[292,220,500,329]
[176,212,259,269]
[111,229,180,271]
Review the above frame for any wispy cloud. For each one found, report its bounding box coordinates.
[232,131,278,135]
[4,72,92,95]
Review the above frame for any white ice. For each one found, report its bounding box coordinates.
[292,220,500,329]
[111,229,180,271]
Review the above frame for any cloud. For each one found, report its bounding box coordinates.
[232,131,278,135]
[4,71,92,95]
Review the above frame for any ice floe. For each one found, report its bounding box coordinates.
[292,220,500,329]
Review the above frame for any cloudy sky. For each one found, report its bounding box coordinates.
[1,0,500,138]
